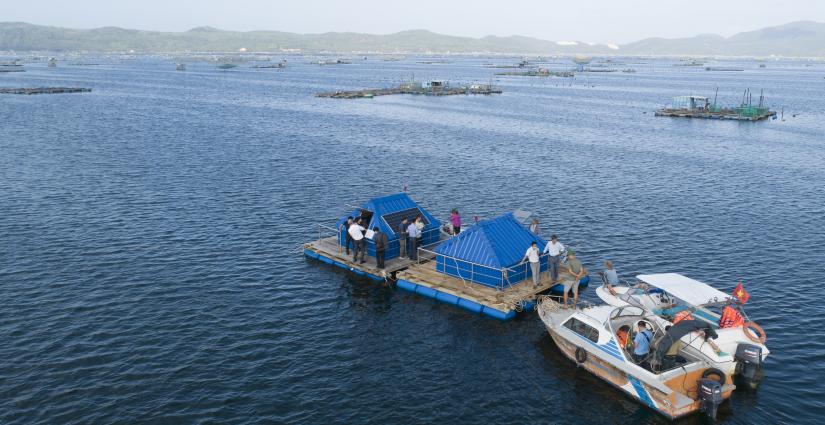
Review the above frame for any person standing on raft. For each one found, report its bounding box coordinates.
[543,234,565,283]
[450,209,462,235]
[398,218,408,259]
[522,241,541,287]
[373,226,388,269]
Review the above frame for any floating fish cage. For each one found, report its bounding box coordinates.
[656,91,776,121]
[304,202,589,321]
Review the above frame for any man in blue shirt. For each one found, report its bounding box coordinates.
[633,321,654,366]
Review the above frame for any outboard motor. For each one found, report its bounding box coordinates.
[735,343,763,385]
[697,378,723,419]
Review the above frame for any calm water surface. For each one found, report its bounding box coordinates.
[1,56,824,424]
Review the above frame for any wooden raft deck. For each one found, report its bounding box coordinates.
[397,261,580,313]
[304,236,435,277]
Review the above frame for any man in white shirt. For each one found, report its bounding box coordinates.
[406,220,421,260]
[543,234,565,283]
[522,241,541,287]
[348,218,367,264]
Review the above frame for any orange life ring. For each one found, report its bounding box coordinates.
[744,321,767,344]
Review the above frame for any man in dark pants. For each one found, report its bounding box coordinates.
[406,219,420,260]
[398,218,408,259]
[348,218,367,264]
[342,216,354,255]
[373,226,388,269]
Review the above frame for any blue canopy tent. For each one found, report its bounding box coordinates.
[435,212,547,289]
[336,193,441,259]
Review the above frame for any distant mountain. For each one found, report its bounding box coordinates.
[1,21,824,56]
[622,21,825,56]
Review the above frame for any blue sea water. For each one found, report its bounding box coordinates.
[1,56,825,424]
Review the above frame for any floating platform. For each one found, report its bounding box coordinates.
[316,81,501,99]
[0,68,25,73]
[303,233,591,321]
[496,70,574,77]
[396,261,590,321]
[655,109,776,121]
[0,87,92,95]
[303,236,428,281]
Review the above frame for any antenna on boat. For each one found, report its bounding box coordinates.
[713,87,718,108]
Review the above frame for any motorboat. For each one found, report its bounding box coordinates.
[595,273,768,387]
[538,298,735,419]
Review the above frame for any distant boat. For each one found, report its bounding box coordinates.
[48,58,57,68]
[217,63,237,70]
[176,63,186,71]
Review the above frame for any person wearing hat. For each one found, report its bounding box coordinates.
[543,234,565,283]
[563,250,587,309]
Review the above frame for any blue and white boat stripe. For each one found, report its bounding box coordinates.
[628,376,657,409]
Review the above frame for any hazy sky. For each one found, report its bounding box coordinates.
[6,0,825,44]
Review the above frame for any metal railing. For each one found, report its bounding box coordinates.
[318,222,443,257]
[416,248,554,291]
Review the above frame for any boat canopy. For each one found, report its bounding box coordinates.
[637,273,731,306]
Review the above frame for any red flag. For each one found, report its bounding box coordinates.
[732,281,750,304]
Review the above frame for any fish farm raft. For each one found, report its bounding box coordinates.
[655,90,776,121]
[0,87,92,95]
[303,193,590,321]
[496,69,574,77]
[316,80,501,99]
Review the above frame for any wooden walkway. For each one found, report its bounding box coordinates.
[304,236,436,277]
[397,260,581,313]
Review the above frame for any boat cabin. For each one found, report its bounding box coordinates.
[561,305,718,374]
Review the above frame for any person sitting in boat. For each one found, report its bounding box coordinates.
[616,325,631,350]
[603,260,619,295]
[662,325,686,369]
[632,321,654,368]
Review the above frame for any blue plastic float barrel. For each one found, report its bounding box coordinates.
[481,306,516,320]
[457,298,484,314]
[318,255,334,265]
[367,273,384,282]
[435,292,460,305]
[415,285,438,299]
[396,279,417,293]
[303,249,319,260]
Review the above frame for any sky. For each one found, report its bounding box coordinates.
[5,0,825,44]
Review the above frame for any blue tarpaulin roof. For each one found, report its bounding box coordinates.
[434,212,547,269]
[336,193,440,238]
